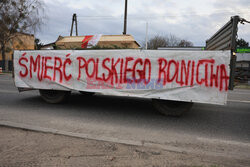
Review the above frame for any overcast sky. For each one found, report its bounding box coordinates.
[37,0,250,46]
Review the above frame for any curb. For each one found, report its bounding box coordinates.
[0,120,185,153]
[0,120,142,146]
[0,120,249,159]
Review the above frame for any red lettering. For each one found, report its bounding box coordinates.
[19,53,28,77]
[220,64,229,91]
[30,55,40,78]
[44,57,52,80]
[53,57,63,83]
[144,59,151,84]
[196,59,215,85]
[176,60,190,86]
[119,59,124,84]
[102,58,112,81]
[17,53,230,92]
[63,57,72,81]
[190,61,195,86]
[85,58,95,78]
[204,63,209,87]
[95,58,103,81]
[111,58,120,84]
[167,60,178,82]
[124,57,134,83]
[181,60,191,86]
[132,58,143,83]
[210,65,219,88]
[77,57,87,80]
[38,57,45,81]
[158,58,167,85]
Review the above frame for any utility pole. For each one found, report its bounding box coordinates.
[123,0,128,35]
[70,13,78,36]
[145,22,148,50]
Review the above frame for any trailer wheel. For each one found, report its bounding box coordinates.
[152,99,193,117]
[39,90,71,104]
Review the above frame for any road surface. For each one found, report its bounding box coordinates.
[0,74,250,166]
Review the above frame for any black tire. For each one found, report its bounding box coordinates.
[152,99,193,117]
[79,91,95,96]
[39,89,71,104]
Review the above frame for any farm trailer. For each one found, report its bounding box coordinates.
[13,16,249,116]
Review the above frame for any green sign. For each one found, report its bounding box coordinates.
[236,48,250,53]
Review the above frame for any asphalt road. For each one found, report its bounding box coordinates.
[0,74,250,162]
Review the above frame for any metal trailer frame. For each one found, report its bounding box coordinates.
[206,15,249,90]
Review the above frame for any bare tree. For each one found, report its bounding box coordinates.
[237,38,249,47]
[178,39,193,47]
[0,0,44,71]
[147,35,168,49]
[167,34,180,47]
[146,34,193,49]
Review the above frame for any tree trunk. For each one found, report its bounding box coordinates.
[1,43,6,72]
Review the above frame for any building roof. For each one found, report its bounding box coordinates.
[15,32,34,37]
[42,42,55,47]
[99,35,138,42]
[56,34,140,47]
[158,46,204,51]
[237,53,250,61]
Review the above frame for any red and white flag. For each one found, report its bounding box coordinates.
[81,34,102,48]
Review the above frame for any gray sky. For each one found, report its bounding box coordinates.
[37,0,250,46]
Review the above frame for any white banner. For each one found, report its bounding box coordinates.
[14,50,231,105]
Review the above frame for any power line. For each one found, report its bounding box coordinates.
[76,10,250,20]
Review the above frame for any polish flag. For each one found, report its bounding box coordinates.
[81,34,102,48]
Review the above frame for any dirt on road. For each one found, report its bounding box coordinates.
[0,126,249,167]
